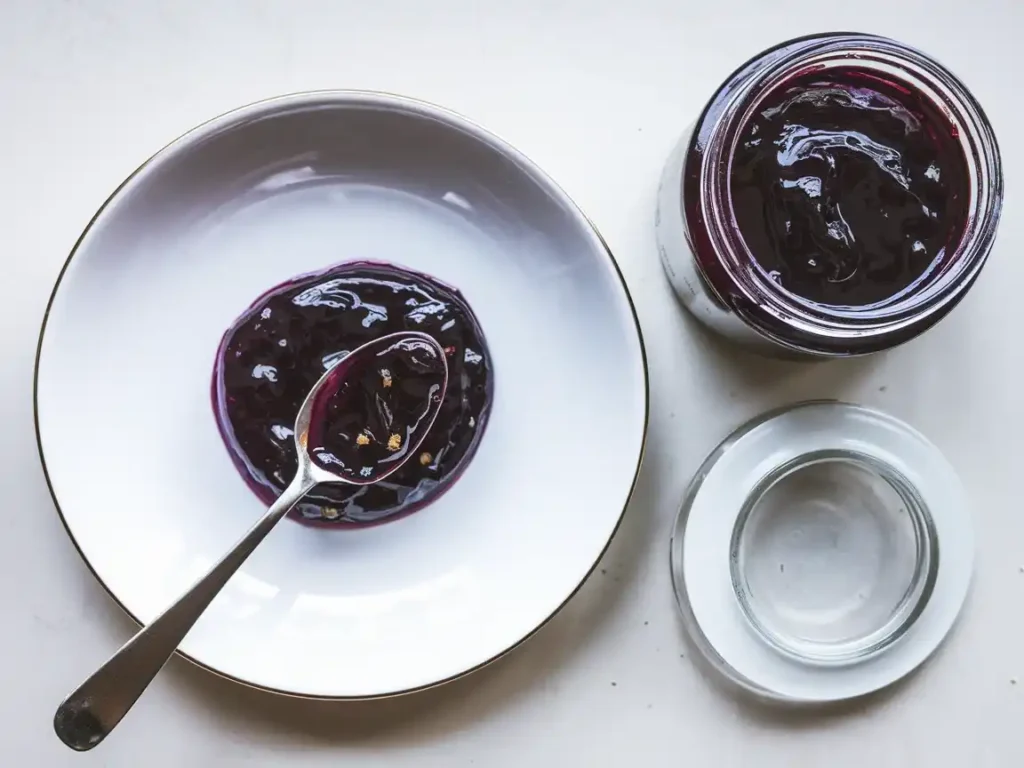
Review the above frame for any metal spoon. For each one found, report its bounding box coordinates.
[54,331,448,751]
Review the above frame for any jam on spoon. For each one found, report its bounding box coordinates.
[306,334,448,481]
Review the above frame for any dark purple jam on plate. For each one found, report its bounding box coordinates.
[307,334,447,482]
[213,261,493,525]
[730,67,970,306]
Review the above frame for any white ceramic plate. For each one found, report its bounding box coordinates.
[35,92,648,698]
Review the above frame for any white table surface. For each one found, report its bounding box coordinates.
[3,0,1022,765]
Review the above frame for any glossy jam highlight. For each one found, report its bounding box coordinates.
[213,261,493,525]
[730,67,971,306]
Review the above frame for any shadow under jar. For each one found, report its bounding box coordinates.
[657,33,1002,357]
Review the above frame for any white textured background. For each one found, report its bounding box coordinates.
[3,1,1022,765]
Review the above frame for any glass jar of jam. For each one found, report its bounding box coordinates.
[656,33,1003,357]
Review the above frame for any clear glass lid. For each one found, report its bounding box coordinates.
[670,401,973,702]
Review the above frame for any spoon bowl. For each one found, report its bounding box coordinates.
[302,332,450,486]
[53,331,448,751]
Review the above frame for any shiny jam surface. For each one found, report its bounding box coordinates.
[213,261,493,525]
[730,67,970,306]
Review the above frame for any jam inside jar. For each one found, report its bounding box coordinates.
[656,33,1003,356]
[731,67,971,308]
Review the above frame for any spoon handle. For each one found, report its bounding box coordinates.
[54,475,317,751]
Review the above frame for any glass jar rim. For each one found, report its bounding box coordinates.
[687,33,1003,354]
